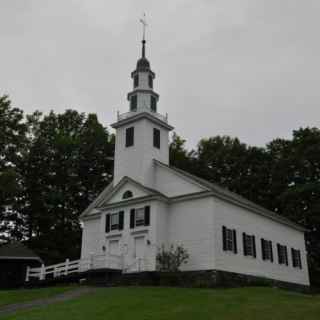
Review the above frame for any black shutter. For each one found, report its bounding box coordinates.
[261,239,265,260]
[298,251,302,269]
[243,233,247,256]
[105,214,110,233]
[233,229,237,254]
[130,209,135,229]
[291,248,295,267]
[252,235,256,258]
[277,243,281,264]
[119,211,124,230]
[144,206,150,226]
[222,226,227,251]
[270,241,273,262]
[285,246,288,266]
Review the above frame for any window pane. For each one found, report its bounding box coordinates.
[135,208,145,226]
[110,213,119,230]
[226,229,233,251]
[151,96,157,112]
[134,75,139,88]
[148,75,153,88]
[126,127,134,147]
[130,95,137,111]
[153,128,160,149]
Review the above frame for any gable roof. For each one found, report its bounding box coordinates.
[80,176,168,219]
[97,176,167,208]
[0,242,42,262]
[154,160,306,232]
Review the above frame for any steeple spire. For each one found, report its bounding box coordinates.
[140,13,147,58]
[142,39,146,58]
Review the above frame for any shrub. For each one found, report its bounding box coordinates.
[156,244,189,272]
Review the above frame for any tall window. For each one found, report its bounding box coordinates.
[110,213,119,230]
[148,75,153,88]
[222,226,237,253]
[243,233,256,258]
[291,248,302,269]
[125,127,134,147]
[261,239,273,262]
[277,244,288,265]
[135,208,145,226]
[105,211,124,233]
[134,75,139,88]
[130,95,137,111]
[153,128,160,149]
[130,206,150,228]
[151,96,157,112]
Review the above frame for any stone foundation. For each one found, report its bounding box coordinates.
[115,270,310,293]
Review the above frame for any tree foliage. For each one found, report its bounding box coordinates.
[1,93,320,284]
[0,97,114,262]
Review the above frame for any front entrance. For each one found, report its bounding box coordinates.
[134,236,146,271]
[109,239,120,256]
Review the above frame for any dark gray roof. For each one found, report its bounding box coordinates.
[0,242,42,261]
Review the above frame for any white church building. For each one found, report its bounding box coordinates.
[80,37,310,287]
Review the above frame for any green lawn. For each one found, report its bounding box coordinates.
[0,286,319,320]
[0,286,76,307]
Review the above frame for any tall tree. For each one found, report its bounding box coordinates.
[22,110,114,263]
[267,128,320,285]
[169,133,193,171]
[193,136,271,206]
[0,95,27,241]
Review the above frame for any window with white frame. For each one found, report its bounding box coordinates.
[243,233,256,257]
[110,213,119,230]
[291,248,302,269]
[277,244,288,265]
[261,239,273,262]
[222,226,237,253]
[135,208,145,226]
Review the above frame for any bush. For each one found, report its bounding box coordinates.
[156,244,189,272]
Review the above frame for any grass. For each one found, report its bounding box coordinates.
[0,286,76,307]
[0,286,319,320]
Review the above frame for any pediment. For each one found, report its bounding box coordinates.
[98,176,158,207]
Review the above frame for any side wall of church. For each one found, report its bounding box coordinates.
[167,197,215,271]
[212,197,310,285]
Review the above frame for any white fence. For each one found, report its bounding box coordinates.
[25,254,150,282]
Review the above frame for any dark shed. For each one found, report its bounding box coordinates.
[0,242,42,288]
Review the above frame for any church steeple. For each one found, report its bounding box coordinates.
[127,16,159,115]
[111,17,173,186]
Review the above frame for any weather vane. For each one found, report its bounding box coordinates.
[140,13,147,41]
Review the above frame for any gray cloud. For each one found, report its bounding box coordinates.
[1,0,319,148]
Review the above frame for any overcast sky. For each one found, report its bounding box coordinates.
[1,0,320,148]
